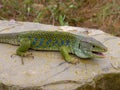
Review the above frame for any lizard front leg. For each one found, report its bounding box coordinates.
[16,38,32,64]
[60,46,78,64]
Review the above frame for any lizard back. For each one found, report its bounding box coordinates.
[19,31,77,52]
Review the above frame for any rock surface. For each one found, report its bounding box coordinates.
[0,20,120,90]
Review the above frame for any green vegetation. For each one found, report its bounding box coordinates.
[0,0,120,36]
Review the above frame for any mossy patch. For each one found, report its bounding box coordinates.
[76,73,120,90]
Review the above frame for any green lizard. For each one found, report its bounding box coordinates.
[0,31,107,64]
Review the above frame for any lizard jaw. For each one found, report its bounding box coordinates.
[92,51,105,58]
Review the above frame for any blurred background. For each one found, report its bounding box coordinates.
[0,0,120,36]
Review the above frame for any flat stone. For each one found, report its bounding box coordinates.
[0,20,120,90]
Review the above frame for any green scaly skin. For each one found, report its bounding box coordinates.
[0,31,107,64]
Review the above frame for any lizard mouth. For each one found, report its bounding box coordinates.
[92,51,104,57]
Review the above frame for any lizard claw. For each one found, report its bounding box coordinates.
[11,54,24,65]
[11,52,34,65]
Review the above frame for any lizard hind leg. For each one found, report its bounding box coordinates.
[16,38,33,64]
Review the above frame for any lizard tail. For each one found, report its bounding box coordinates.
[0,33,20,45]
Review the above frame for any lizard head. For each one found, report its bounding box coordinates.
[74,36,107,58]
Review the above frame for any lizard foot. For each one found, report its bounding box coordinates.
[20,52,34,65]
[68,58,79,64]
[11,52,34,65]
[65,57,79,64]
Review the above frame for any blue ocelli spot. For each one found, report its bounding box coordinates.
[66,40,70,46]
[61,39,64,45]
[32,41,36,45]
[39,38,44,46]
[46,39,52,45]
[34,37,37,41]
[53,39,61,46]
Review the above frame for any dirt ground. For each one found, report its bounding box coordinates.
[0,0,120,36]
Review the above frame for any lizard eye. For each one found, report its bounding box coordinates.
[93,45,95,48]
